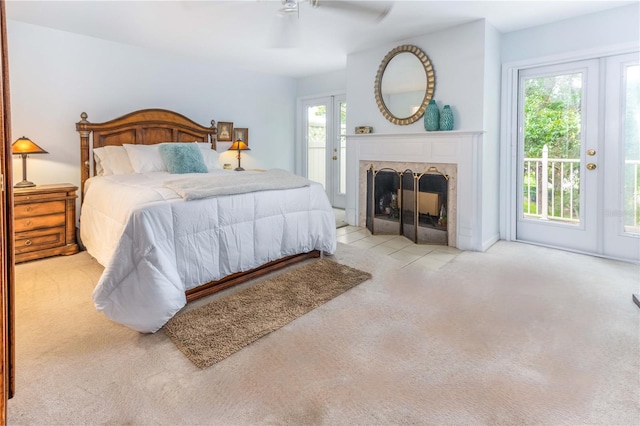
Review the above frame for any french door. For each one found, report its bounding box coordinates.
[300,95,346,208]
[516,60,599,252]
[516,53,640,261]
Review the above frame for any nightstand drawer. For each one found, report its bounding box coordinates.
[15,227,65,254]
[14,213,66,233]
[14,192,68,203]
[14,200,66,218]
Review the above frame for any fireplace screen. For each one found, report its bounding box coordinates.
[366,166,448,245]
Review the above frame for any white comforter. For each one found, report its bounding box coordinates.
[81,170,337,333]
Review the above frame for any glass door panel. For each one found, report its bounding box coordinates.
[305,103,327,189]
[623,64,640,235]
[338,100,347,195]
[332,96,347,209]
[603,53,640,261]
[521,72,583,224]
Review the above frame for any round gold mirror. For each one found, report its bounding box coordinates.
[374,45,435,125]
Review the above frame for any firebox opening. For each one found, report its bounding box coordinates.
[366,166,449,245]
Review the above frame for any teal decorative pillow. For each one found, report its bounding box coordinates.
[159,143,208,174]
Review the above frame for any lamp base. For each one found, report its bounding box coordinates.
[14,179,36,188]
[234,167,245,171]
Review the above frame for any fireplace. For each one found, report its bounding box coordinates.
[346,131,484,251]
[366,166,450,245]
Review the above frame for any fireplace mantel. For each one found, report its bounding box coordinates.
[346,131,485,251]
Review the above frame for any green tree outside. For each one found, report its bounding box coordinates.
[523,73,582,220]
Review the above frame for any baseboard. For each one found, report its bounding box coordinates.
[481,234,500,251]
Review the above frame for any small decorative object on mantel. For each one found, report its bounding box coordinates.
[355,126,373,134]
[439,105,454,131]
[424,99,440,131]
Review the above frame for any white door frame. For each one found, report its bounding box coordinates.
[500,43,640,261]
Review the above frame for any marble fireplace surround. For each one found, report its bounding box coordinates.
[346,131,484,251]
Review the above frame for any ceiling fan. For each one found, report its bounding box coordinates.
[270,0,393,48]
[278,0,393,22]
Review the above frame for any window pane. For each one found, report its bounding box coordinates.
[522,72,582,224]
[307,105,326,188]
[339,101,347,195]
[624,64,640,233]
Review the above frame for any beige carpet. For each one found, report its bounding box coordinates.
[164,259,372,368]
[7,241,640,425]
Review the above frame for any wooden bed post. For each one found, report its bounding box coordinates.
[76,112,91,199]
[209,120,217,150]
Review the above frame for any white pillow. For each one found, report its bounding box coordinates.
[123,143,167,173]
[196,142,221,171]
[93,146,134,175]
[93,147,107,176]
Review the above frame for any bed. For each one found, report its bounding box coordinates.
[75,109,337,333]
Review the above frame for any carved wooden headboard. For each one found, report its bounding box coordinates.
[75,108,217,196]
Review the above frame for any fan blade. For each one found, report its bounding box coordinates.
[311,1,393,22]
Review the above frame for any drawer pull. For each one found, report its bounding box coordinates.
[25,220,32,226]
[26,206,32,212]
[24,240,32,246]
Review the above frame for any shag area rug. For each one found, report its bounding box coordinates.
[163,259,372,368]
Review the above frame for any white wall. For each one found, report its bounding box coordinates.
[7,21,297,193]
[502,3,640,64]
[481,21,502,249]
[296,69,346,98]
[346,20,487,135]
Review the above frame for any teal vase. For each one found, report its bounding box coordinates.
[424,99,439,131]
[439,105,453,131]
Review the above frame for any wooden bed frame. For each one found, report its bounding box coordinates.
[75,108,320,302]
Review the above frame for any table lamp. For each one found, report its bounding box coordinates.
[228,140,250,171]
[12,136,48,188]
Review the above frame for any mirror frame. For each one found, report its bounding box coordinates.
[374,44,435,125]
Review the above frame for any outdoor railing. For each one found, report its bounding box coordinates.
[626,159,640,231]
[524,145,580,223]
[524,145,640,229]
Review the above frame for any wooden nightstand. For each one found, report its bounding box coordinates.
[13,183,80,263]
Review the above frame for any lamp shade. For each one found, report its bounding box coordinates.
[12,137,48,188]
[228,140,250,171]
[227,140,250,151]
[12,136,48,155]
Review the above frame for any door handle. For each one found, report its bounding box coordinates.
[587,149,596,156]
[332,156,338,160]
[587,163,596,170]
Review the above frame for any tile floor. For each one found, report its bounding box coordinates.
[336,224,462,271]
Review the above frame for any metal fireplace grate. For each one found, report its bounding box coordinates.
[366,165,449,244]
